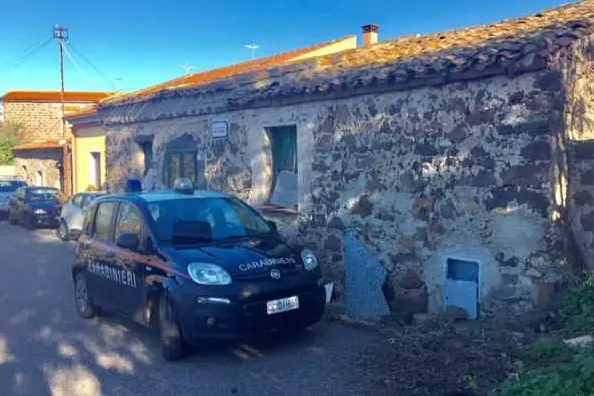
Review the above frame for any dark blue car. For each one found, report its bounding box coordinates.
[71,187,326,360]
[8,186,63,229]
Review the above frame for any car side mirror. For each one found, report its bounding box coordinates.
[267,220,278,233]
[116,233,140,251]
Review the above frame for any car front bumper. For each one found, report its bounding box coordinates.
[33,213,59,227]
[169,280,326,345]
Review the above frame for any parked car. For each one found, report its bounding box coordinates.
[8,186,64,229]
[0,179,27,220]
[72,180,326,360]
[57,192,105,241]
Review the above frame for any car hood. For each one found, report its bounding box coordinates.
[28,200,61,210]
[161,236,302,277]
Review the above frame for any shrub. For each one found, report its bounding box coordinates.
[496,349,594,396]
[0,124,20,165]
[562,275,594,335]
[495,276,594,395]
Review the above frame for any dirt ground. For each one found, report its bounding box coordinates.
[342,315,542,396]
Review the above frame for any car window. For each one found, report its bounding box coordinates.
[82,204,96,236]
[28,188,60,202]
[115,202,143,241]
[82,194,103,208]
[72,195,84,207]
[151,197,271,242]
[0,180,25,193]
[93,202,117,242]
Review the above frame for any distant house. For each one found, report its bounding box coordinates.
[90,2,594,319]
[2,91,112,191]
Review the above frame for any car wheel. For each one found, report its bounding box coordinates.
[159,295,186,361]
[25,214,36,230]
[8,215,16,225]
[57,220,70,241]
[74,272,97,319]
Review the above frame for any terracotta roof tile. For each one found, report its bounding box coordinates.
[101,1,594,114]
[11,140,62,151]
[2,91,113,102]
[64,105,98,120]
[100,36,356,105]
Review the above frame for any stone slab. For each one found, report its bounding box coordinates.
[345,232,390,321]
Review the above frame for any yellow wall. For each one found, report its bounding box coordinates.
[73,125,106,193]
[289,36,358,61]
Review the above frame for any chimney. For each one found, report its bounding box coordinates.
[362,24,379,46]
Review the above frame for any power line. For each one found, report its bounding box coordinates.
[66,42,116,90]
[62,42,100,88]
[0,38,53,80]
[2,37,52,70]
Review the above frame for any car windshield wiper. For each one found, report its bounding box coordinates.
[171,236,211,244]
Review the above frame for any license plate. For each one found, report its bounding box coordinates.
[267,296,299,315]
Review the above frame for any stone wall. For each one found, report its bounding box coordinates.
[2,101,88,141]
[106,69,568,317]
[14,150,62,189]
[559,34,594,269]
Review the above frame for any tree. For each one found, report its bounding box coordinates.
[0,123,21,165]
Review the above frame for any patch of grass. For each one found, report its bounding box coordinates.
[496,348,594,396]
[494,276,594,395]
[562,276,594,335]
[524,338,574,368]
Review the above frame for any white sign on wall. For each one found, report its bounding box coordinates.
[212,120,229,139]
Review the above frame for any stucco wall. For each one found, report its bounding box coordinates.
[14,150,62,189]
[559,34,594,269]
[106,69,568,316]
[73,126,107,193]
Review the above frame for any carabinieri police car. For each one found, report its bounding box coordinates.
[72,180,326,360]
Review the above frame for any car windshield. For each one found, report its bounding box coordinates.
[0,181,25,193]
[83,194,104,207]
[29,188,60,201]
[149,197,272,242]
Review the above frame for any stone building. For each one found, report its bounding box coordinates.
[91,2,594,319]
[2,91,112,191]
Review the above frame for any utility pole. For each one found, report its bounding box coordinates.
[53,25,70,195]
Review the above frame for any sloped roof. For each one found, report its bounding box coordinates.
[101,1,594,114]
[2,91,113,102]
[101,35,357,106]
[64,105,98,120]
[11,140,62,151]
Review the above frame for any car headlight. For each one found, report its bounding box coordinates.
[300,248,319,271]
[34,209,47,215]
[187,262,231,285]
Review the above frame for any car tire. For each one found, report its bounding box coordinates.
[159,295,186,361]
[57,220,70,241]
[8,215,16,225]
[74,272,98,319]
[25,214,36,230]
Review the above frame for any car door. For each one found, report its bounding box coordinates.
[112,201,146,317]
[70,194,95,231]
[8,188,22,221]
[62,194,82,228]
[85,200,119,310]
[16,189,28,222]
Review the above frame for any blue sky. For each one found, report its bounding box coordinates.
[0,0,572,95]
